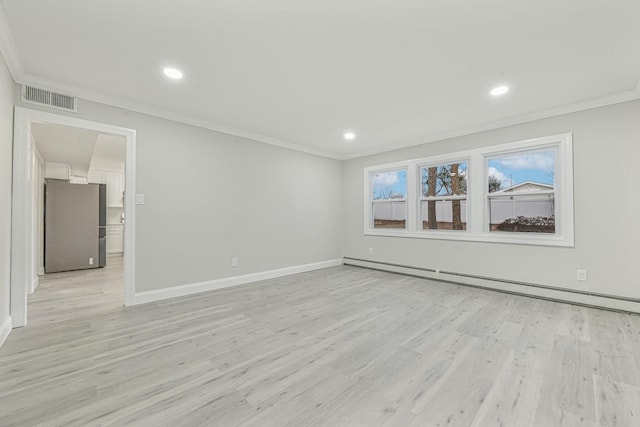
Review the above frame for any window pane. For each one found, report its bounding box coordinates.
[373,200,406,229]
[420,162,467,231]
[372,169,407,200]
[489,195,555,233]
[487,150,555,193]
[421,200,467,230]
[371,169,406,229]
[488,150,556,233]
[421,162,467,197]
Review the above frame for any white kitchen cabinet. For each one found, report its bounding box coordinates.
[106,225,124,254]
[88,168,124,206]
[105,172,124,207]
[45,162,71,180]
[69,176,88,184]
[87,169,106,184]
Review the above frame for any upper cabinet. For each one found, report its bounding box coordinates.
[44,162,71,180]
[87,169,106,184]
[88,168,124,207]
[69,176,88,184]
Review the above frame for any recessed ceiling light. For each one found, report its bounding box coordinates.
[344,132,356,140]
[163,67,183,80]
[490,85,509,96]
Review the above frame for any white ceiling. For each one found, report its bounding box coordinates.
[90,134,126,171]
[32,123,99,176]
[2,1,640,159]
[32,123,125,176]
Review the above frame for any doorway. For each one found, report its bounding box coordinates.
[11,107,136,327]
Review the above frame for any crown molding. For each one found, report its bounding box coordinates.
[12,69,640,163]
[16,72,344,160]
[0,3,23,79]
[15,71,640,162]
[340,88,640,160]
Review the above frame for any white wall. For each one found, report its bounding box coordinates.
[343,100,640,300]
[0,52,14,341]
[15,96,343,293]
[5,62,637,313]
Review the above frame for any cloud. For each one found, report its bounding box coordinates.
[373,171,400,187]
[488,167,510,186]
[494,152,555,172]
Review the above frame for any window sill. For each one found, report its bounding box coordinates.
[364,229,574,247]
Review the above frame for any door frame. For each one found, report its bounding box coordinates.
[11,107,137,327]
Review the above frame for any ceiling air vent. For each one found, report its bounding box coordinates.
[21,85,77,112]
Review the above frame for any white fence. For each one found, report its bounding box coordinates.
[372,201,407,221]
[487,195,554,224]
[373,195,554,224]
[420,200,467,223]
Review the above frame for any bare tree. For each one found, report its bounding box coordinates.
[488,176,502,193]
[374,187,404,200]
[451,163,462,230]
[427,167,437,229]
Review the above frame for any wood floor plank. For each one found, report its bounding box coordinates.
[593,374,640,426]
[533,336,598,425]
[1,257,640,425]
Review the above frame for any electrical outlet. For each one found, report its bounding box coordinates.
[368,248,374,255]
[576,269,588,281]
[89,257,94,265]
[231,257,238,267]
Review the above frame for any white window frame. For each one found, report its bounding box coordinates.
[363,132,574,247]
[367,164,410,231]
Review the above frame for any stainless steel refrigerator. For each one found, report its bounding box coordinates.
[44,180,106,273]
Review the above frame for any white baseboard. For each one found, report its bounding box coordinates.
[344,258,640,314]
[0,316,12,349]
[133,259,343,305]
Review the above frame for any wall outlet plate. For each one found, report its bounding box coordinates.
[576,269,588,281]
[231,257,238,267]
[89,257,94,265]
[368,248,374,255]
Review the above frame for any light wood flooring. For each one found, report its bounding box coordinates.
[1,259,640,426]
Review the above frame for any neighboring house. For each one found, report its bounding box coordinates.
[493,181,554,193]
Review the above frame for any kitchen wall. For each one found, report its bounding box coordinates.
[15,95,344,293]
[0,52,14,343]
[343,100,640,302]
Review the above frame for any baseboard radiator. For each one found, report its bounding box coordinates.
[342,257,640,314]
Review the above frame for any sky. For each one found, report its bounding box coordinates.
[488,150,555,190]
[372,170,407,199]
